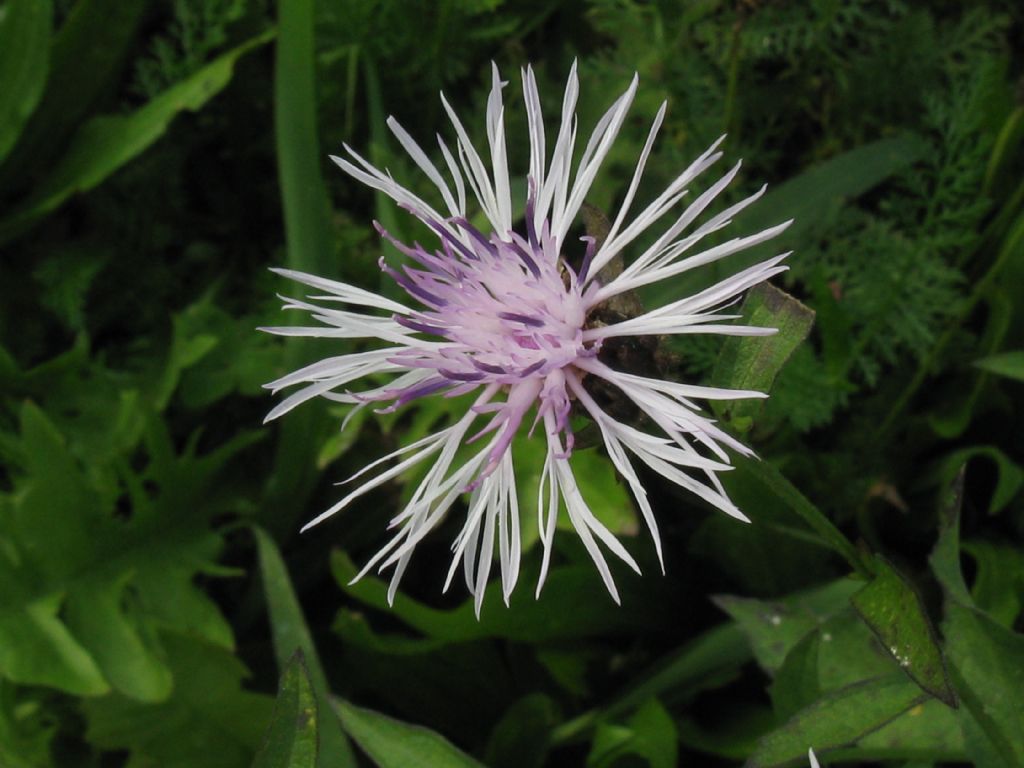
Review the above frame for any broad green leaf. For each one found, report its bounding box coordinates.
[0,403,249,698]
[771,631,821,721]
[587,699,677,768]
[0,0,148,182]
[944,601,1024,768]
[485,694,559,768]
[0,29,274,243]
[254,528,356,768]
[746,675,927,768]
[712,283,815,428]
[84,633,273,768]
[850,557,956,706]
[973,350,1024,381]
[0,0,50,164]
[928,467,971,604]
[833,698,964,762]
[714,578,863,674]
[252,653,318,768]
[333,700,485,768]
[962,540,1024,627]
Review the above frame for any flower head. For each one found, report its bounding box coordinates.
[264,63,791,614]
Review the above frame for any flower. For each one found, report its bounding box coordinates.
[264,63,790,614]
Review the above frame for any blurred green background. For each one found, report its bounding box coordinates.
[1,1,1022,766]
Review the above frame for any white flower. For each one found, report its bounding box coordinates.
[264,63,790,615]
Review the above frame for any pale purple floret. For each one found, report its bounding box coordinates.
[263,62,792,615]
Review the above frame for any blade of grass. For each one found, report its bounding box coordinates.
[262,0,337,537]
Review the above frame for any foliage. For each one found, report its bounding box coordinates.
[0,0,1021,767]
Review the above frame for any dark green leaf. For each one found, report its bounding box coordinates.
[962,540,1024,627]
[722,456,870,577]
[735,135,930,258]
[850,557,956,706]
[714,580,863,674]
[485,694,559,768]
[84,633,273,768]
[747,675,927,768]
[0,29,274,243]
[254,529,356,768]
[333,700,485,768]
[252,653,318,768]
[944,601,1024,768]
[712,283,815,428]
[0,0,148,183]
[0,0,50,164]
[973,350,1024,381]
[771,631,821,722]
[587,699,678,768]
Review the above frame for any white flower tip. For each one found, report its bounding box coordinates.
[808,748,820,768]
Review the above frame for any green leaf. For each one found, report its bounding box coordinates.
[973,350,1024,381]
[962,540,1024,627]
[746,675,927,768]
[260,0,337,540]
[771,631,821,722]
[714,578,861,674]
[0,403,249,698]
[552,622,753,747]
[485,694,559,768]
[934,446,1023,514]
[330,551,666,648]
[333,700,485,768]
[721,455,870,577]
[254,528,356,768]
[0,0,148,183]
[943,601,1024,768]
[712,283,815,428]
[84,633,273,768]
[0,29,274,243]
[587,698,678,768]
[735,135,929,259]
[850,557,956,706]
[0,0,50,164]
[252,653,318,768]
[928,467,971,604]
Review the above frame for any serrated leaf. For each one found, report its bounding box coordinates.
[0,0,50,164]
[0,29,275,244]
[333,700,485,768]
[747,675,927,768]
[252,653,318,768]
[850,557,956,706]
[0,403,251,698]
[84,633,273,768]
[712,283,814,427]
